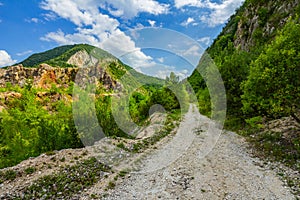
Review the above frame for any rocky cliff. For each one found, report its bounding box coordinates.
[0,51,121,91]
[215,0,299,51]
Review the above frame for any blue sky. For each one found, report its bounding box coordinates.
[0,0,244,78]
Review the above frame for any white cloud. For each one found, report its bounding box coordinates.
[103,32,157,71]
[182,45,201,57]
[41,0,96,26]
[43,12,57,21]
[174,0,206,9]
[107,8,124,17]
[157,57,164,63]
[25,18,41,23]
[106,0,169,19]
[180,17,195,26]
[202,0,244,27]
[16,50,33,56]
[0,2,3,6]
[41,29,99,45]
[0,50,17,67]
[197,36,211,46]
[40,0,157,72]
[174,0,244,27]
[148,20,156,27]
[40,0,120,46]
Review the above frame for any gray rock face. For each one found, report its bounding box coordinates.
[67,50,98,68]
[233,0,299,51]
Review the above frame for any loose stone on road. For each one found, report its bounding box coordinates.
[103,104,294,199]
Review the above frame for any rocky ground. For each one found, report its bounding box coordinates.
[94,105,296,200]
[0,105,298,199]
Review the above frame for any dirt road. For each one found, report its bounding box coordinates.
[101,105,294,199]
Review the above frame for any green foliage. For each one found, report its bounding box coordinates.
[20,45,76,67]
[245,116,264,129]
[189,1,300,128]
[107,61,127,80]
[20,44,113,68]
[196,88,211,116]
[129,91,152,123]
[24,167,36,175]
[0,169,17,182]
[152,73,189,112]
[0,87,83,168]
[258,7,269,26]
[94,95,129,138]
[242,18,300,120]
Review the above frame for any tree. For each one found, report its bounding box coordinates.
[242,17,300,121]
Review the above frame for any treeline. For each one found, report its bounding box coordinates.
[0,73,188,168]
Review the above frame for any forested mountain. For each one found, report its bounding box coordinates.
[188,0,300,168]
[189,0,300,125]
[19,44,111,67]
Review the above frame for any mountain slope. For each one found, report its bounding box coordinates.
[20,44,113,67]
[188,0,300,181]
[19,44,163,85]
[188,0,300,121]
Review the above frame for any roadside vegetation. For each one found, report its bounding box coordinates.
[0,67,188,169]
[188,1,300,173]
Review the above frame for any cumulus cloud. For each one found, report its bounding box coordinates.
[174,0,244,27]
[40,0,120,47]
[43,12,57,21]
[174,0,205,9]
[202,0,244,27]
[25,18,41,23]
[105,0,169,19]
[100,29,154,68]
[148,20,156,27]
[180,17,196,26]
[0,50,17,67]
[40,0,159,72]
[40,0,94,26]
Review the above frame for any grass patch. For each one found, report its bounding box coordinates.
[45,151,56,156]
[106,181,116,190]
[0,169,17,183]
[24,167,36,175]
[248,131,300,168]
[118,170,129,177]
[6,157,111,199]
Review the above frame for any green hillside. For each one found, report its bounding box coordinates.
[20,44,113,68]
[20,45,76,67]
[189,0,300,123]
[188,0,300,168]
